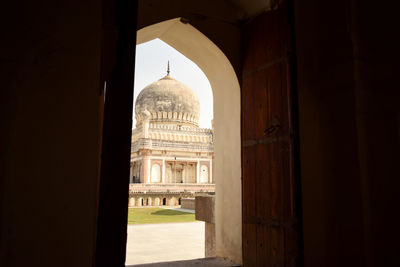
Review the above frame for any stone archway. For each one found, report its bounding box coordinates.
[137,18,242,262]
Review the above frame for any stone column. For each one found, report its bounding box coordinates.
[147,158,151,183]
[138,161,142,182]
[209,159,213,183]
[129,162,133,183]
[143,156,150,184]
[139,160,144,183]
[129,197,135,207]
[196,160,200,184]
[182,162,186,183]
[162,159,166,183]
[174,162,177,183]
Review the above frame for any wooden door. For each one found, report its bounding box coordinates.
[95,1,138,266]
[241,3,301,266]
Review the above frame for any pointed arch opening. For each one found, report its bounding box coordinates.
[135,18,242,263]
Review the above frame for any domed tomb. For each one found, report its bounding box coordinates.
[135,69,200,127]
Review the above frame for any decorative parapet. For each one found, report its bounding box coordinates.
[149,123,213,134]
[129,183,215,194]
[131,124,214,145]
[136,112,199,128]
[131,138,213,153]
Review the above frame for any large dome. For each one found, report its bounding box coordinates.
[135,73,200,127]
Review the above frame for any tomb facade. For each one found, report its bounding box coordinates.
[129,66,214,206]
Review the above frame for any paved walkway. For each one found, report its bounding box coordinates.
[125,221,205,265]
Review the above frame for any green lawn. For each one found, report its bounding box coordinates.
[127,208,196,224]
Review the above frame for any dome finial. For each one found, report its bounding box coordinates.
[167,61,170,76]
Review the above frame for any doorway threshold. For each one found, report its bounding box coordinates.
[126,257,240,267]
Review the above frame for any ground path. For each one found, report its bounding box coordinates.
[125,221,205,265]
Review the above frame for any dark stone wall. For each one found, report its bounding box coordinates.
[295,1,400,266]
[0,1,103,267]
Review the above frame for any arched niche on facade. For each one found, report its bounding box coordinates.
[200,165,209,183]
[137,18,242,263]
[151,163,161,183]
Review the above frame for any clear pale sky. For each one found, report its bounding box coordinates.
[133,38,213,128]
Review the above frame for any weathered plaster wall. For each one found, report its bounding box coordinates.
[0,1,102,266]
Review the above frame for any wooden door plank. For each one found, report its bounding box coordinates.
[241,3,300,266]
